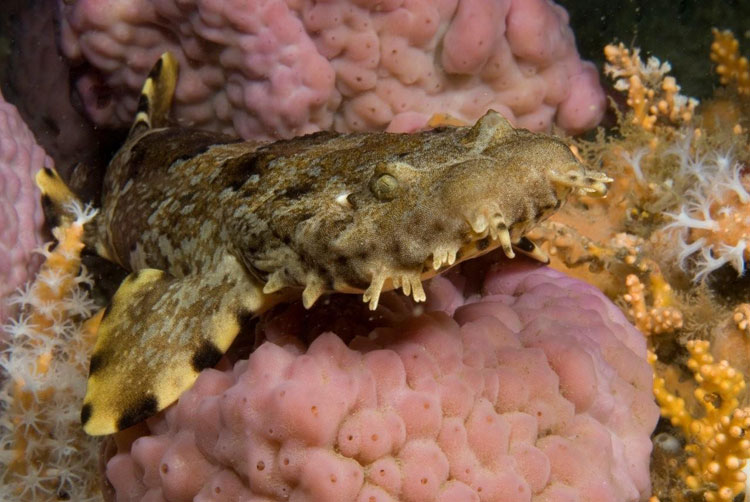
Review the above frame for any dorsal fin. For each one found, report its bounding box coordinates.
[129,52,179,137]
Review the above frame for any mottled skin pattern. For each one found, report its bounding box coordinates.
[38,53,611,435]
[97,114,607,308]
[94,128,248,274]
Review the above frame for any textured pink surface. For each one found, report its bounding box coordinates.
[106,261,658,502]
[59,0,606,140]
[0,90,48,325]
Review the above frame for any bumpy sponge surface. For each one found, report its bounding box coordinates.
[59,0,605,140]
[0,90,48,325]
[106,262,658,502]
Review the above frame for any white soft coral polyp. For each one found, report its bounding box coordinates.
[664,148,750,280]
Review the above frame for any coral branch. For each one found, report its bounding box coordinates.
[652,340,750,501]
[623,268,683,336]
[604,43,698,131]
[733,304,750,337]
[711,28,750,96]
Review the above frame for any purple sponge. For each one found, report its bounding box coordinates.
[105,261,658,502]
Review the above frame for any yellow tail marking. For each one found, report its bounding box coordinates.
[129,52,179,135]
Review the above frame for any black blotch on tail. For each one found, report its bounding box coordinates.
[136,93,149,115]
[148,57,163,80]
[191,340,223,372]
[40,194,60,230]
[80,403,92,426]
[117,394,158,431]
[88,351,108,376]
[515,237,535,253]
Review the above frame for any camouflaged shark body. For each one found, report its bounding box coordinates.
[37,53,612,435]
[99,120,606,306]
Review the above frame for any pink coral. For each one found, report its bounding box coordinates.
[0,90,49,325]
[105,260,658,502]
[59,0,605,140]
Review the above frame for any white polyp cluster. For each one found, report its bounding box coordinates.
[664,144,750,281]
[65,200,98,227]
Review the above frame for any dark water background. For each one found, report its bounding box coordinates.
[558,0,750,99]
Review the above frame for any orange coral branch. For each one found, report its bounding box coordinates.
[733,304,750,337]
[623,270,683,336]
[604,43,698,131]
[711,28,750,95]
[652,341,750,501]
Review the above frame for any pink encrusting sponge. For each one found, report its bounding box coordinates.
[105,262,658,502]
[59,0,606,140]
[0,90,48,326]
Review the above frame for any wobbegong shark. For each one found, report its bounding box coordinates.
[37,52,612,436]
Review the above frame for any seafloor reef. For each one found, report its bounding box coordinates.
[2,2,750,501]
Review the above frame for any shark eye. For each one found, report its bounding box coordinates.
[336,192,353,208]
[370,173,399,201]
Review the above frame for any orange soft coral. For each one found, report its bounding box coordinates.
[663,150,750,281]
[0,201,102,501]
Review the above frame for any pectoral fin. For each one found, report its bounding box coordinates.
[81,254,270,435]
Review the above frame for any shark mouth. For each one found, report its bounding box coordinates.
[360,210,549,310]
[356,163,614,309]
